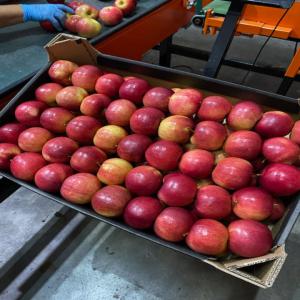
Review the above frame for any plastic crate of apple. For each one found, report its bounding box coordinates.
[1,61,300,259]
[40,1,137,38]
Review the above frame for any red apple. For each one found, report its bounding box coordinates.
[0,123,27,144]
[97,158,132,185]
[191,121,227,151]
[227,101,262,130]
[197,96,232,122]
[255,111,294,138]
[60,173,101,204]
[232,187,273,221]
[158,115,194,144]
[35,82,63,106]
[125,166,162,196]
[124,196,162,229]
[71,65,103,91]
[145,140,183,171]
[168,88,202,117]
[80,93,111,117]
[179,149,214,179]
[119,78,150,105]
[291,120,300,145]
[0,143,21,170]
[64,14,82,33]
[40,107,75,133]
[15,101,48,126]
[117,134,152,163]
[10,152,47,181]
[154,207,195,242]
[262,137,300,164]
[39,21,57,32]
[228,219,273,258]
[195,185,231,220]
[93,125,127,153]
[95,73,124,98]
[56,86,88,110]
[259,163,300,196]
[48,60,78,85]
[186,219,228,256]
[105,99,136,126]
[142,87,173,112]
[67,1,83,10]
[42,137,79,163]
[99,6,123,26]
[270,199,285,221]
[130,107,164,136]
[76,17,102,38]
[18,127,53,152]
[75,4,98,19]
[34,163,73,193]
[114,0,137,16]
[224,130,262,160]
[212,157,253,190]
[92,185,131,217]
[158,173,197,207]
[66,116,102,145]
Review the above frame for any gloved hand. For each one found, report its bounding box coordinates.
[21,4,74,31]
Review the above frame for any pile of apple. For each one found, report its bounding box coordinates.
[1,59,300,259]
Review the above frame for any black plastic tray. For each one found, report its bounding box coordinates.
[0,52,300,261]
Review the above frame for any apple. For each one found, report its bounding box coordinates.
[71,65,103,91]
[42,137,79,163]
[191,121,227,151]
[15,101,48,126]
[34,163,74,193]
[105,99,136,126]
[195,185,231,220]
[270,199,285,221]
[98,6,123,26]
[0,123,27,144]
[212,157,253,190]
[291,120,300,145]
[40,107,75,133]
[76,17,102,38]
[197,96,232,122]
[48,60,78,85]
[95,73,124,98]
[67,1,83,10]
[93,125,127,153]
[228,220,273,258]
[123,196,163,229]
[130,107,164,136]
[64,14,82,33]
[66,116,102,145]
[154,207,195,242]
[232,187,273,221]
[0,143,21,170]
[119,78,150,105]
[18,127,53,152]
[75,4,98,19]
[70,146,107,173]
[35,82,63,106]
[56,86,88,111]
[97,158,132,185]
[168,88,202,117]
[158,115,194,144]
[142,87,173,112]
[60,173,101,204]
[145,140,183,171]
[255,111,294,138]
[40,21,57,32]
[80,93,111,117]
[186,219,228,256]
[259,163,300,196]
[227,101,262,130]
[125,165,162,196]
[262,137,300,164]
[179,149,214,179]
[91,185,131,217]
[158,173,197,206]
[115,0,137,16]
[224,130,262,161]
[117,134,152,163]
[10,152,47,181]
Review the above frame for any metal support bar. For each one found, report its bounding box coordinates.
[159,35,173,67]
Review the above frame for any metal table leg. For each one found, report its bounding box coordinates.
[159,35,173,67]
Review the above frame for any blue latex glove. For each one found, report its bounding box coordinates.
[21,4,74,31]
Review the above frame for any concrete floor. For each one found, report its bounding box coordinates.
[1,26,300,300]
